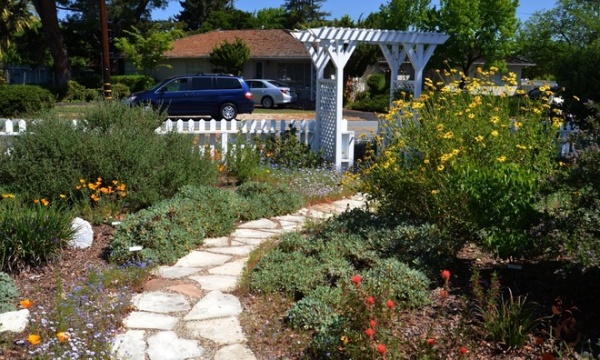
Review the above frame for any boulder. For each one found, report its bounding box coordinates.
[69,217,93,249]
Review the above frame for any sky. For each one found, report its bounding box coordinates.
[151,0,558,23]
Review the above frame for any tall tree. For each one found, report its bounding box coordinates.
[0,0,36,82]
[254,7,287,29]
[209,37,250,75]
[31,0,71,88]
[283,0,331,28]
[429,0,519,74]
[377,0,431,31]
[177,0,229,32]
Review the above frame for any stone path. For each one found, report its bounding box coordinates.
[111,195,366,360]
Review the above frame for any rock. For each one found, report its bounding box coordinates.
[0,309,29,333]
[69,217,93,249]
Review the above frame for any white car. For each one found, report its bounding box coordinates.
[245,79,298,109]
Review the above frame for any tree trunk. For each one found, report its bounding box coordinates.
[31,0,71,89]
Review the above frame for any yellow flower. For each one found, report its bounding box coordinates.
[112,180,119,185]
[468,113,475,119]
[424,159,430,164]
[431,189,439,195]
[56,332,70,343]
[443,131,454,139]
[20,299,34,309]
[59,194,66,199]
[436,124,444,131]
[497,156,507,162]
[437,165,444,171]
[440,153,453,162]
[340,335,349,345]
[491,130,499,137]
[33,199,40,204]
[474,135,484,142]
[41,198,49,206]
[490,116,500,124]
[573,95,580,101]
[90,194,100,202]
[88,183,97,190]
[79,179,86,184]
[27,334,41,345]
[1,193,15,199]
[516,144,527,150]
[452,149,460,155]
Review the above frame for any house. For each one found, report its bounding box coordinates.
[140,29,314,99]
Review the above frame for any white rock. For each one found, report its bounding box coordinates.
[185,317,246,344]
[214,344,257,360]
[112,330,146,360]
[0,309,29,333]
[131,291,191,313]
[146,331,204,360]
[123,311,179,330]
[69,217,93,249]
[184,290,241,321]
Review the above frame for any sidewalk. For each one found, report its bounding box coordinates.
[111,195,366,360]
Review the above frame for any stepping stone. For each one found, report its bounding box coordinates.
[175,251,231,268]
[274,214,307,223]
[155,266,200,279]
[208,258,247,276]
[184,290,242,321]
[143,278,184,292]
[206,245,254,256]
[146,331,204,360]
[214,344,257,360]
[231,228,278,239]
[185,316,246,344]
[189,274,239,292]
[238,218,279,229]
[0,309,29,333]
[112,330,146,360]
[131,291,190,313]
[123,311,178,330]
[203,236,230,248]
[231,237,267,247]
[278,220,304,230]
[168,283,203,298]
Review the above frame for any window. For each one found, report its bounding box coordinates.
[192,77,213,90]
[216,77,242,89]
[163,78,189,92]
[248,81,266,89]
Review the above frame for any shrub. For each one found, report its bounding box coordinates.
[364,71,565,259]
[367,73,387,95]
[348,93,390,113]
[223,133,262,184]
[284,290,338,330]
[110,83,130,99]
[0,272,19,313]
[260,126,323,169]
[236,181,304,220]
[174,185,239,237]
[61,80,98,102]
[112,74,156,92]
[0,84,54,117]
[0,200,74,273]
[108,197,206,265]
[0,101,218,211]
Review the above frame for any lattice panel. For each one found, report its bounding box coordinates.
[318,79,337,162]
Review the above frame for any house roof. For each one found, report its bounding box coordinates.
[473,56,535,67]
[166,29,310,60]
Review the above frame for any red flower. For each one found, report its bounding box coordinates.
[386,299,395,309]
[460,346,468,354]
[351,274,362,286]
[441,270,451,281]
[366,296,375,307]
[440,290,448,298]
[365,327,375,338]
[376,343,387,355]
[369,319,377,328]
[426,338,435,346]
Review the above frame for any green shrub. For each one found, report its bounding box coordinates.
[364,73,564,259]
[0,101,218,211]
[224,133,262,184]
[260,126,323,169]
[112,74,156,92]
[0,84,54,117]
[367,73,387,95]
[284,291,338,331]
[0,272,19,313]
[236,181,304,220]
[73,74,101,89]
[108,197,206,265]
[110,83,130,99]
[0,201,74,272]
[174,185,239,237]
[62,80,98,102]
[348,93,390,113]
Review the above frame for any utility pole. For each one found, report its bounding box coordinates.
[99,0,112,100]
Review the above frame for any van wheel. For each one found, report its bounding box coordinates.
[220,103,237,120]
[261,96,274,109]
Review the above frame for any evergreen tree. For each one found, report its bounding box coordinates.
[283,0,331,28]
[177,0,229,32]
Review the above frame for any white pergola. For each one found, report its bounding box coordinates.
[290,27,449,171]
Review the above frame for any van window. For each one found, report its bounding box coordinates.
[216,78,242,89]
[163,78,189,92]
[192,77,213,90]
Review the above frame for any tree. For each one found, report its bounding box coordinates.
[31,0,72,88]
[199,8,255,32]
[209,37,250,75]
[176,0,229,32]
[429,0,519,74]
[283,0,331,28]
[254,7,287,29]
[0,0,37,82]
[377,0,431,30]
[115,26,184,74]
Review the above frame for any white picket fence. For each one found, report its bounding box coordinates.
[1,118,355,163]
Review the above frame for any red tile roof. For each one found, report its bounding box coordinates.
[166,29,310,59]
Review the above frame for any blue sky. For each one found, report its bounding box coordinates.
[151,0,558,22]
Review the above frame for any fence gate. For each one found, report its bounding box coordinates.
[291,27,449,171]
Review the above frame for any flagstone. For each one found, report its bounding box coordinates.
[185,316,245,344]
[112,330,146,360]
[123,311,178,330]
[131,291,190,313]
[184,290,241,321]
[174,251,231,268]
[189,274,239,292]
[214,344,257,360]
[146,331,204,360]
[208,258,247,276]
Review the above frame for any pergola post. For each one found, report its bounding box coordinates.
[380,43,408,109]
[404,43,439,98]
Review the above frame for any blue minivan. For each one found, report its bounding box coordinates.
[127,73,254,120]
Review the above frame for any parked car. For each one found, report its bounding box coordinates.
[126,73,254,120]
[245,79,298,109]
[527,85,564,106]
